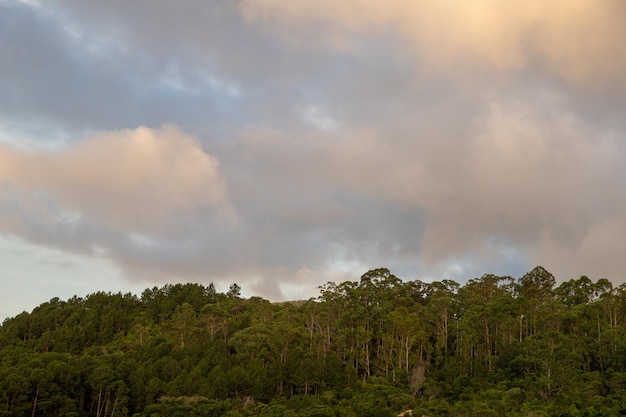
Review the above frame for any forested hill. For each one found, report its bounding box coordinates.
[1,267,626,417]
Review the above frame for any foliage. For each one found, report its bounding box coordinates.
[1,267,625,416]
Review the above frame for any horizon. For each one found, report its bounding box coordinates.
[1,264,607,323]
[1,1,625,323]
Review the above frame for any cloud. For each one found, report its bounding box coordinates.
[0,0,247,142]
[221,91,626,283]
[239,0,626,86]
[0,125,233,233]
[1,0,626,311]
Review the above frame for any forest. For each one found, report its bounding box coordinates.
[1,266,626,417]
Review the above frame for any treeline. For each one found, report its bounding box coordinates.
[1,266,626,416]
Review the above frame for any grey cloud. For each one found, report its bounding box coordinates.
[0,2,245,141]
[1,0,626,304]
[215,90,626,285]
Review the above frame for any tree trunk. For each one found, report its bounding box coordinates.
[31,383,39,417]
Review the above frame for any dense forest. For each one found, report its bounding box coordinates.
[1,266,626,416]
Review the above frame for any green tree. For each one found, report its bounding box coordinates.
[228,284,242,299]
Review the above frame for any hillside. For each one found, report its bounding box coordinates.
[1,267,625,416]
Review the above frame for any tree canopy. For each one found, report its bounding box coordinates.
[1,267,626,416]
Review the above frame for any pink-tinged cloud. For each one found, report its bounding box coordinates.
[0,125,233,233]
[239,0,626,85]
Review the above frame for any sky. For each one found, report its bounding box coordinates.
[1,0,626,321]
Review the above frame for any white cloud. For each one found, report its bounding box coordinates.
[303,105,339,131]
